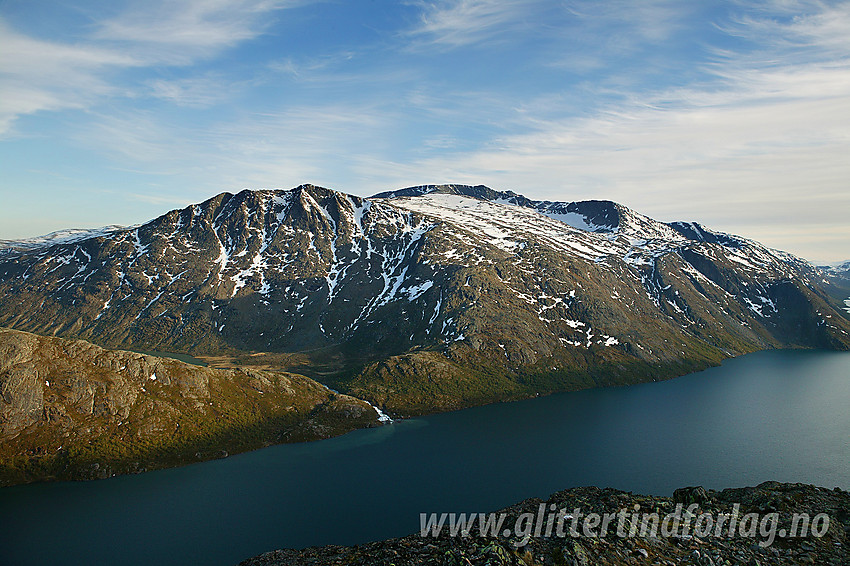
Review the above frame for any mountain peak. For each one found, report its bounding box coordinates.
[0,181,848,420]
[373,184,628,234]
[371,184,503,200]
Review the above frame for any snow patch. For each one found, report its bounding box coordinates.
[403,280,434,300]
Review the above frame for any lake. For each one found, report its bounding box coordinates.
[1,348,848,566]
[129,350,209,366]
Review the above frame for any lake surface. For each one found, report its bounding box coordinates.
[1,349,849,566]
[130,350,209,366]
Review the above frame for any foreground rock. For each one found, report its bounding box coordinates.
[242,482,849,566]
[0,327,381,486]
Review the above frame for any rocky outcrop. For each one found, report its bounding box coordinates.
[241,482,850,566]
[0,327,381,486]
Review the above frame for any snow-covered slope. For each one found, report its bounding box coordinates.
[377,185,822,281]
[817,260,850,314]
[818,260,850,282]
[381,192,688,266]
[0,183,847,414]
[0,225,128,254]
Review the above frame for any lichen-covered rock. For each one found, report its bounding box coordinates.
[0,363,42,435]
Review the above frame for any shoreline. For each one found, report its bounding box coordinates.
[4,343,847,487]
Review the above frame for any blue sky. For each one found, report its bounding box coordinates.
[1,0,848,262]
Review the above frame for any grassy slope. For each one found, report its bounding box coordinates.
[0,327,380,486]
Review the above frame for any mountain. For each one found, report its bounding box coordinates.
[818,259,850,279]
[817,260,850,312]
[0,225,128,257]
[0,327,381,486]
[1,183,848,419]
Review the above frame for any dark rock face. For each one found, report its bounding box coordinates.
[673,485,712,505]
[817,261,850,307]
[0,184,848,418]
[240,482,850,566]
[0,327,380,486]
[372,184,507,201]
[668,221,745,248]
[0,185,440,356]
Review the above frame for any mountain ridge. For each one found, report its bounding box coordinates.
[0,326,382,486]
[1,182,849,484]
[0,183,848,420]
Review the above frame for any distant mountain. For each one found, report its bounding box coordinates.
[1,183,848,418]
[816,260,850,314]
[818,260,850,284]
[0,225,128,256]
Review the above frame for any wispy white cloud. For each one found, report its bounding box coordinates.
[202,105,393,188]
[80,111,186,166]
[366,1,850,261]
[4,0,848,262]
[720,0,850,57]
[0,1,307,135]
[63,0,850,262]
[92,0,305,62]
[407,0,545,49]
[564,0,687,43]
[406,0,691,57]
[146,74,241,107]
[269,51,357,78]
[0,21,140,133]
[77,102,396,198]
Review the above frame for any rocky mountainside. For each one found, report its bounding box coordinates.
[0,327,381,486]
[819,260,850,282]
[817,261,850,314]
[241,481,850,566]
[0,225,127,256]
[0,184,848,417]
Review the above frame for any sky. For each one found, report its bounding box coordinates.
[0,0,848,263]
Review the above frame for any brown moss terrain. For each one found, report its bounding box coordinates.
[0,327,381,486]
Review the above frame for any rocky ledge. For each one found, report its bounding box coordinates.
[241,482,849,566]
